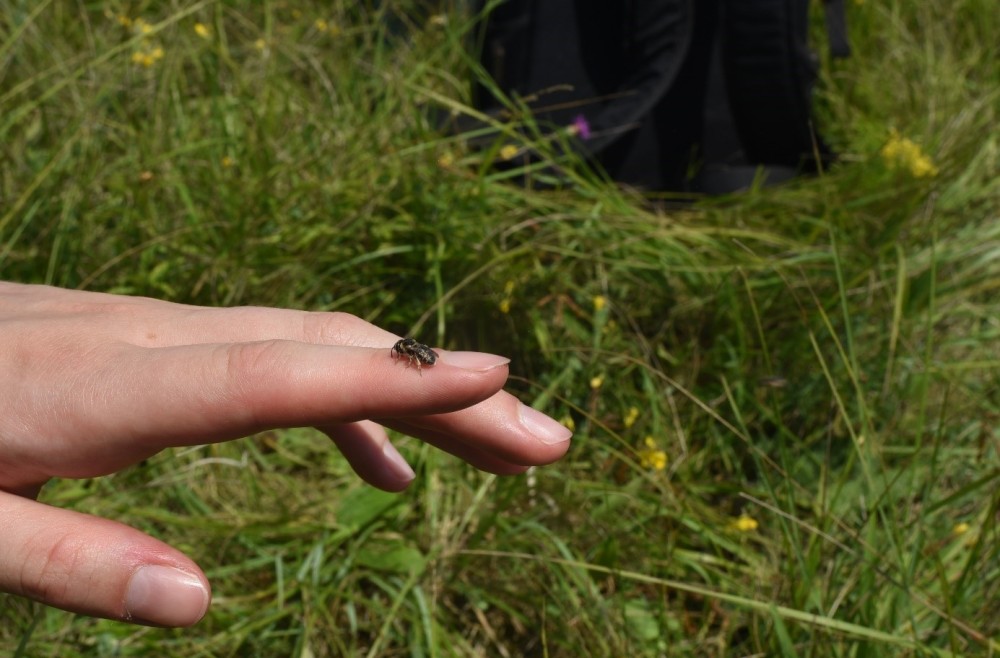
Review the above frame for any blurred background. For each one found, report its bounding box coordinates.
[1,1,997,655]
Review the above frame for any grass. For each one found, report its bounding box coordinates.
[2,0,998,655]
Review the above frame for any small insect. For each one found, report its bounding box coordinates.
[391,337,439,372]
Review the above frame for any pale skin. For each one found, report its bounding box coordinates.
[0,282,572,627]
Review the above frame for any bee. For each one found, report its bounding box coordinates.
[391,337,439,372]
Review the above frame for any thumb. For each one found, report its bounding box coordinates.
[0,491,211,626]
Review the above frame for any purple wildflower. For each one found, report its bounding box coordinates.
[571,114,591,140]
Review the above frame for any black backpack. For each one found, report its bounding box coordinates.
[466,0,850,194]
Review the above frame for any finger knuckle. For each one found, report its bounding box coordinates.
[301,311,372,345]
[221,340,292,386]
[21,531,83,602]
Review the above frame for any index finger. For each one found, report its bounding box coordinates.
[4,342,511,490]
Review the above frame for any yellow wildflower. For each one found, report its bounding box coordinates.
[881,130,939,178]
[623,406,640,429]
[952,522,970,536]
[499,144,519,161]
[221,155,235,168]
[732,514,759,532]
[637,436,667,471]
[560,415,575,432]
[437,152,454,168]
[131,46,164,68]
[498,280,515,313]
[133,18,153,35]
[313,19,341,36]
[593,295,607,312]
[254,38,268,52]
[117,14,132,27]
[590,375,604,390]
[194,23,211,39]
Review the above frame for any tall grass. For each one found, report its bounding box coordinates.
[2,1,998,656]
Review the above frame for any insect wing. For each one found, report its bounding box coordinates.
[416,345,438,365]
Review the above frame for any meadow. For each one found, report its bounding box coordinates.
[2,1,998,656]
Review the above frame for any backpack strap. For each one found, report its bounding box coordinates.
[580,0,695,157]
[823,0,851,58]
[472,0,694,155]
[469,0,698,190]
[720,0,834,171]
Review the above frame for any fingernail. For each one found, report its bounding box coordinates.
[518,403,573,445]
[125,565,210,627]
[382,440,416,482]
[437,351,510,372]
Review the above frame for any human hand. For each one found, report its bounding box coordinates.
[0,282,571,626]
